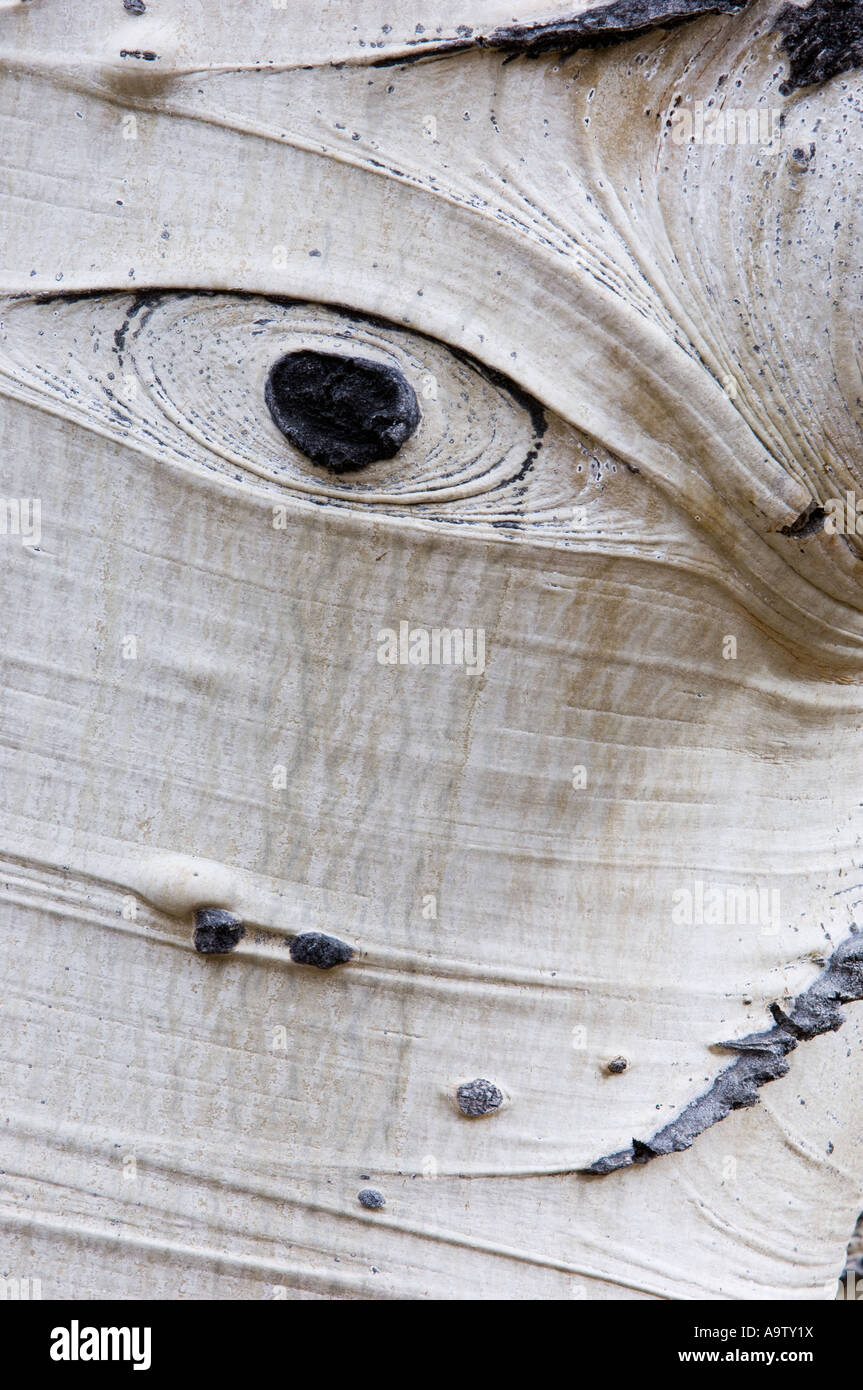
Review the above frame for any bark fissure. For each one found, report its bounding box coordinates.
[584,927,863,1175]
[371,2,751,66]
[485,1,751,56]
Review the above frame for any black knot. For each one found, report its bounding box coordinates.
[194,908,245,955]
[264,350,420,473]
[358,1188,385,1210]
[456,1078,503,1116]
[289,931,354,970]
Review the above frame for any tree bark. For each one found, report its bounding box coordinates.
[0,0,861,1299]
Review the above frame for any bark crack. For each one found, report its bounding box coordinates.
[371,2,751,67]
[583,927,863,1175]
[485,1,751,57]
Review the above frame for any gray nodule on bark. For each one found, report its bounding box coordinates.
[194,908,246,955]
[288,931,354,970]
[456,1078,504,1116]
[358,1188,385,1209]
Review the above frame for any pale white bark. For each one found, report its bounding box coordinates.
[0,0,861,1298]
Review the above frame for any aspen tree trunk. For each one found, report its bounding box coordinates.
[1,0,862,1299]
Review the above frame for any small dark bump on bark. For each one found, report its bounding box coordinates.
[358,1188,385,1209]
[289,931,354,970]
[456,1078,503,1116]
[194,908,246,955]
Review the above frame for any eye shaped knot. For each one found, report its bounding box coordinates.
[264,350,420,473]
